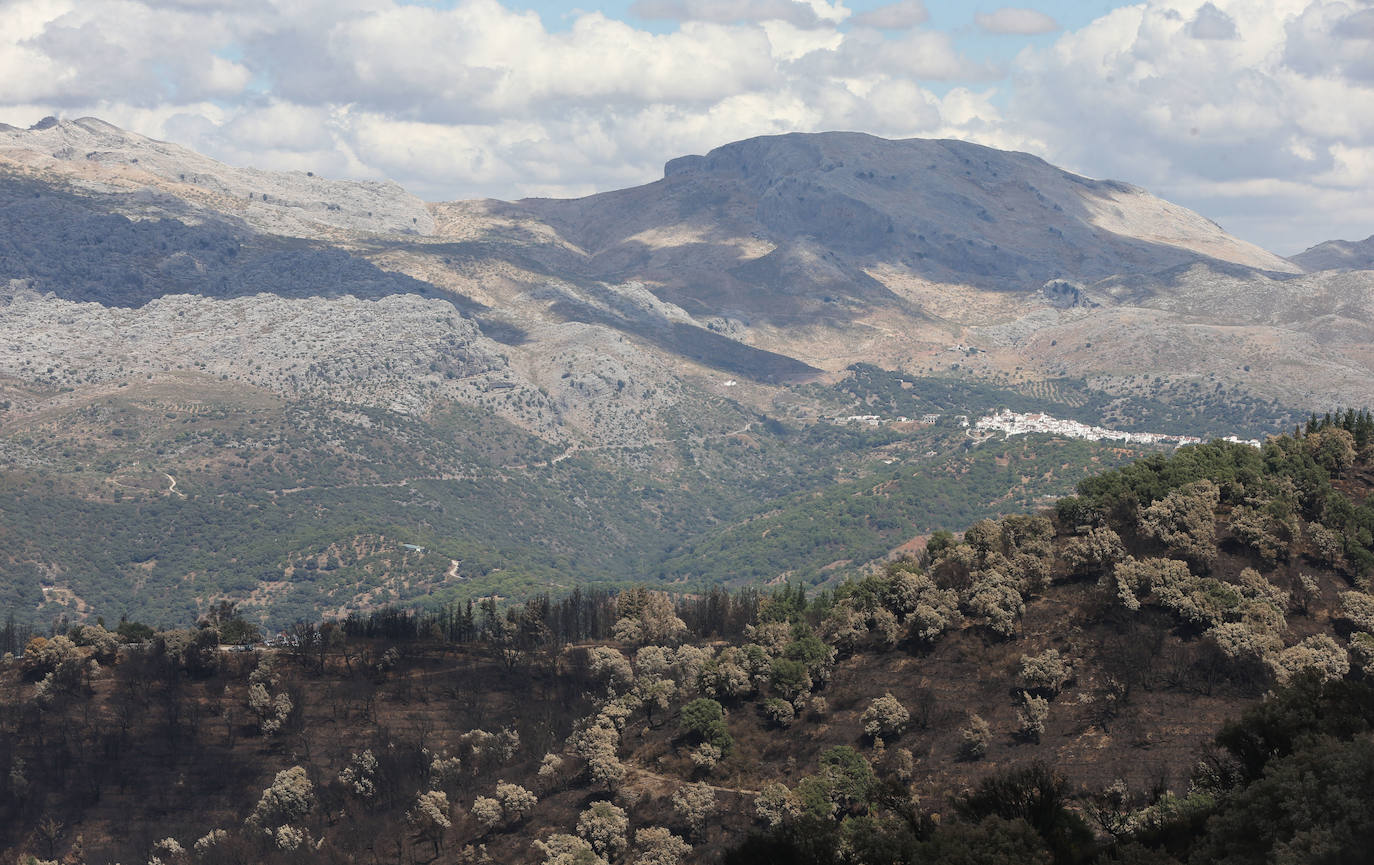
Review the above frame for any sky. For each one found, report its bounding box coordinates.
[1,0,1372,255]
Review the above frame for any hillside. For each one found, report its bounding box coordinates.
[6,419,1374,864]
[1,116,1372,627]
[1290,233,1374,272]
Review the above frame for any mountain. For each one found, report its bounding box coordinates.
[1291,233,1374,272]
[0,116,1371,626]
[511,131,1296,311]
[0,115,433,237]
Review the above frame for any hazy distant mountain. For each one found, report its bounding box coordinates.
[1291,234,1374,272]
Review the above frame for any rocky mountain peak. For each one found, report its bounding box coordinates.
[0,115,435,238]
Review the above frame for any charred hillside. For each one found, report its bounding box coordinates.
[6,415,1374,864]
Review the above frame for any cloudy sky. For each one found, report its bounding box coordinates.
[2,0,1371,254]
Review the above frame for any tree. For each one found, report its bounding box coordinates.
[795,746,877,820]
[1062,526,1126,578]
[754,783,801,828]
[1189,736,1374,865]
[1339,591,1374,632]
[613,590,687,646]
[470,796,503,832]
[68,623,120,663]
[577,801,629,859]
[672,782,717,838]
[587,646,635,694]
[861,693,909,741]
[1016,693,1050,742]
[247,658,293,736]
[763,698,795,729]
[407,790,452,856]
[1139,480,1220,568]
[680,698,732,756]
[339,750,378,799]
[572,718,625,790]
[630,827,691,865]
[538,752,566,786]
[1266,634,1350,684]
[1306,427,1357,477]
[633,676,675,727]
[535,833,609,865]
[246,766,314,834]
[960,714,991,760]
[1019,649,1070,697]
[965,571,1024,639]
[494,781,537,824]
[773,652,820,698]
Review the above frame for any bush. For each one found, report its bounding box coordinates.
[1019,649,1070,696]
[954,762,1095,865]
[680,697,733,755]
[672,782,717,837]
[861,693,909,740]
[1266,634,1350,684]
[763,697,795,728]
[960,714,991,760]
[754,782,800,828]
[577,801,629,859]
[1016,693,1050,742]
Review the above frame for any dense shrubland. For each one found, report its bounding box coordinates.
[5,414,1374,863]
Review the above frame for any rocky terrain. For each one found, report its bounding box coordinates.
[2,117,1367,435]
[1,116,1372,625]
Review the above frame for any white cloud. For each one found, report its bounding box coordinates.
[0,0,1004,202]
[849,0,928,30]
[1012,0,1374,253]
[1189,2,1239,39]
[975,7,1060,35]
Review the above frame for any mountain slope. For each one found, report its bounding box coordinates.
[8,425,1374,865]
[0,116,433,237]
[1291,233,1374,272]
[507,132,1297,315]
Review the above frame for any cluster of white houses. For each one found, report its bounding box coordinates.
[975,410,1262,448]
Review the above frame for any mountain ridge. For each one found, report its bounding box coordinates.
[1292,233,1374,272]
